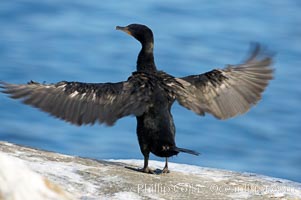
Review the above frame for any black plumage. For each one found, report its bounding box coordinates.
[0,24,274,174]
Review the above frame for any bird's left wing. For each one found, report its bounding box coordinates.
[0,74,151,126]
[174,44,274,120]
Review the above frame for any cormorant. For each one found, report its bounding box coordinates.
[0,24,274,174]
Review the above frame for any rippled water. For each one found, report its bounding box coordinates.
[0,0,300,182]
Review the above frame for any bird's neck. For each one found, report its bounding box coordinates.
[136,42,157,72]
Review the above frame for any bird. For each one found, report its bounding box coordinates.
[0,23,274,174]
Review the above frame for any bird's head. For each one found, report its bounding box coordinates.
[116,24,154,48]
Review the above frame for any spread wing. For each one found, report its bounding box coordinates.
[0,74,152,126]
[174,44,274,119]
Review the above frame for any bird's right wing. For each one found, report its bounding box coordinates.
[0,73,153,126]
[174,44,274,120]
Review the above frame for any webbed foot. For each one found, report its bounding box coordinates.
[139,167,155,174]
[161,166,170,174]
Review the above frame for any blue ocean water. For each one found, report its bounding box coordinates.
[0,0,300,182]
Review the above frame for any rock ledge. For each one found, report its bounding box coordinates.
[0,141,300,200]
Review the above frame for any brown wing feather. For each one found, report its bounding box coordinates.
[0,73,153,126]
[175,43,274,119]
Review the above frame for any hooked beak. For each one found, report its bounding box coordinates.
[116,26,132,36]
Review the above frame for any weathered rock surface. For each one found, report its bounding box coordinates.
[0,141,300,200]
[0,151,73,200]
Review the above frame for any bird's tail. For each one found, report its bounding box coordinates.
[175,147,200,156]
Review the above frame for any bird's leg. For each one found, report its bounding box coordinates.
[162,157,170,174]
[139,153,154,174]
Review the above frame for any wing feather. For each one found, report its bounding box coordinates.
[175,44,274,119]
[0,73,153,126]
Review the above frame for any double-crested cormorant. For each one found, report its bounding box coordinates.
[0,24,274,174]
